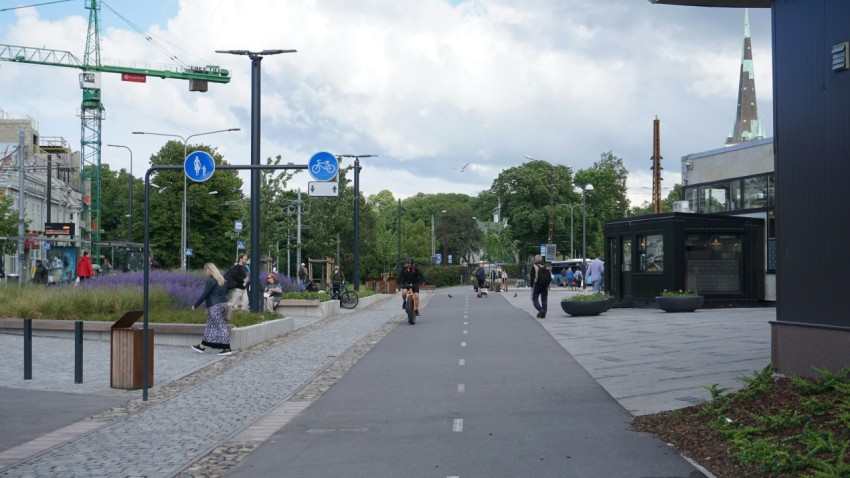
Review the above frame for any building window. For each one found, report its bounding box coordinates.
[684,233,743,293]
[700,182,731,213]
[638,234,663,272]
[743,176,769,209]
[685,187,699,213]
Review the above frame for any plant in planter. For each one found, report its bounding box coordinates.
[560,292,611,317]
[655,289,704,312]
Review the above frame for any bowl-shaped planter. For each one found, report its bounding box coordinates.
[655,295,704,312]
[560,298,610,317]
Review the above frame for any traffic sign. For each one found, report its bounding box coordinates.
[308,152,338,181]
[234,220,243,234]
[186,248,193,256]
[237,240,245,250]
[308,181,339,197]
[185,151,215,182]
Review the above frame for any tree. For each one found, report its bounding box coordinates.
[489,159,577,262]
[0,195,20,255]
[146,140,242,269]
[574,151,630,257]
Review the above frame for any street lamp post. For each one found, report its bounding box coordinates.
[132,128,240,270]
[575,184,594,281]
[441,210,448,265]
[107,144,133,242]
[338,154,376,292]
[217,48,296,312]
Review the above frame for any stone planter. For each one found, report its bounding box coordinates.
[655,295,704,312]
[560,299,610,317]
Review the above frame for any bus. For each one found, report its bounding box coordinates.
[551,259,589,287]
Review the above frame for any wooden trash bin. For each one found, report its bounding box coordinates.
[110,311,154,390]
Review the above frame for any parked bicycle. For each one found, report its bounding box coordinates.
[332,282,359,309]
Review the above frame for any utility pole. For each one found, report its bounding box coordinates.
[652,116,663,214]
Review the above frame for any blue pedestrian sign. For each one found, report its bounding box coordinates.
[186,248,193,256]
[185,151,215,182]
[237,240,245,250]
[308,152,338,181]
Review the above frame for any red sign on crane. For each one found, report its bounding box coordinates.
[121,73,147,83]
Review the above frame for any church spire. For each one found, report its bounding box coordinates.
[726,8,764,145]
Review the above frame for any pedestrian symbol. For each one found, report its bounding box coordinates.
[185,151,215,182]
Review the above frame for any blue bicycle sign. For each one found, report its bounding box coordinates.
[308,152,338,181]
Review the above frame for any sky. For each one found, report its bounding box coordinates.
[0,0,773,207]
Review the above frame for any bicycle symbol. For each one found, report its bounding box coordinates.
[311,159,337,175]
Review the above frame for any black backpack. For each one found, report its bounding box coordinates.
[536,265,552,287]
[223,267,238,290]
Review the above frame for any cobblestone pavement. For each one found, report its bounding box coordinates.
[0,293,426,478]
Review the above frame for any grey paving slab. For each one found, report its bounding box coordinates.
[502,287,774,415]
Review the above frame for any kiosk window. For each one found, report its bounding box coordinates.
[637,234,663,273]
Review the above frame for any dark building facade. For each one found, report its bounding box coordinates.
[604,213,764,307]
[652,0,850,377]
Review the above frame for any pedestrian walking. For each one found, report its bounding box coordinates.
[529,254,552,318]
[587,254,605,293]
[297,263,308,291]
[191,263,232,356]
[76,251,94,282]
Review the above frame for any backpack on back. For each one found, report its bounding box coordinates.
[223,267,239,290]
[536,265,552,287]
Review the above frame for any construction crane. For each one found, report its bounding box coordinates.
[0,0,231,260]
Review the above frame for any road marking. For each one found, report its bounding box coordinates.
[458,359,465,366]
[453,419,464,432]
[457,384,465,393]
[461,342,466,347]
[463,330,468,334]
[464,321,468,325]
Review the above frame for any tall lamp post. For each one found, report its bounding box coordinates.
[132,127,240,270]
[575,184,594,279]
[338,154,376,292]
[106,144,133,242]
[217,48,296,312]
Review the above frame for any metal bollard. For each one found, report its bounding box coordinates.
[24,318,32,380]
[74,321,83,384]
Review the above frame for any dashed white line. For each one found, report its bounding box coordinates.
[461,342,466,347]
[458,359,465,366]
[463,330,468,334]
[453,419,464,432]
[457,384,465,393]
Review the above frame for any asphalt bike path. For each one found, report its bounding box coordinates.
[227,290,704,478]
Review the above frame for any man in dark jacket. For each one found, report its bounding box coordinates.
[225,254,249,310]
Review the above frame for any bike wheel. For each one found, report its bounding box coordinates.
[406,295,416,324]
[340,291,359,309]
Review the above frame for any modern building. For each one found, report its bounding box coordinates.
[651,0,850,377]
[680,138,775,301]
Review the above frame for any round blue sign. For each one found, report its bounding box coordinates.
[185,151,215,182]
[308,152,338,181]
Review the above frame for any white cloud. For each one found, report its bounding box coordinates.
[0,0,773,206]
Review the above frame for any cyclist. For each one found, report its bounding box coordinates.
[397,257,424,316]
[331,265,345,299]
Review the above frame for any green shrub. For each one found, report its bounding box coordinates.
[563,292,608,302]
[420,265,468,287]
